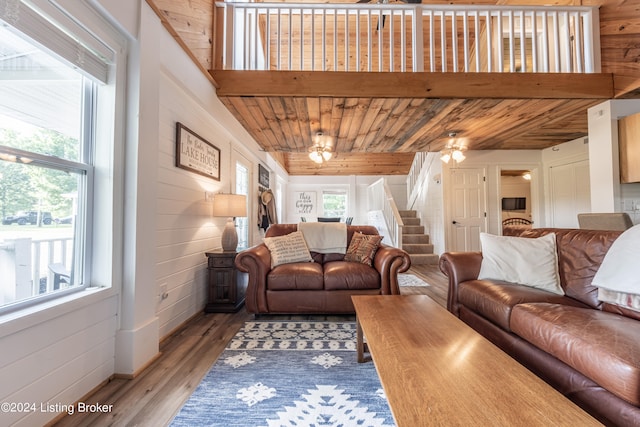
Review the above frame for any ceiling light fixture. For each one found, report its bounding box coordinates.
[308,132,334,164]
[522,172,532,180]
[440,132,466,164]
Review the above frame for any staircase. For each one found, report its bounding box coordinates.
[399,210,439,265]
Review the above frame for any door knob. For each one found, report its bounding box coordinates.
[452,221,458,224]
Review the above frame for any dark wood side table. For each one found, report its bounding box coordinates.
[205,250,247,313]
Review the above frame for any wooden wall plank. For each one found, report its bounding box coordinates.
[211,71,614,99]
[147,0,217,86]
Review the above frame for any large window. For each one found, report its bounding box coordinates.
[322,191,347,219]
[0,1,118,313]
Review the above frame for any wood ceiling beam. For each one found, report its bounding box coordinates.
[211,71,614,99]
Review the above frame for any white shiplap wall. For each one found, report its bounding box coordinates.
[0,294,118,426]
[150,4,273,338]
[155,72,230,337]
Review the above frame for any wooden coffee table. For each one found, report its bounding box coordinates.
[352,295,601,427]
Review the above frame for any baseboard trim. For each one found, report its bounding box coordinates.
[114,351,163,379]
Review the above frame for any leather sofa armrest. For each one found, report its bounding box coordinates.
[235,244,272,313]
[438,252,482,317]
[374,244,412,295]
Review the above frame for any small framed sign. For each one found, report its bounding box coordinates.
[258,164,270,188]
[293,191,316,215]
[175,122,220,181]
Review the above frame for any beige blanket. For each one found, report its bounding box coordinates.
[298,222,347,254]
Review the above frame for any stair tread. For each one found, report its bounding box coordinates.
[397,211,433,261]
[408,253,440,265]
[402,234,430,243]
[403,244,434,252]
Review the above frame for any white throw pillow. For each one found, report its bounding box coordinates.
[478,232,564,295]
[598,288,640,313]
[593,224,640,306]
[263,231,313,268]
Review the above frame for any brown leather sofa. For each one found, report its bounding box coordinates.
[439,227,640,427]
[235,224,411,314]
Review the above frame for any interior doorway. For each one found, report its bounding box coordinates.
[448,167,487,252]
[499,169,533,234]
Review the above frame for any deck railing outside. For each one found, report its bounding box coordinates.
[0,236,73,305]
[215,2,600,73]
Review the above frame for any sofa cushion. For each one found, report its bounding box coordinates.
[511,303,640,406]
[344,232,383,266]
[458,280,584,331]
[324,261,381,291]
[602,302,640,321]
[267,262,324,290]
[311,252,345,264]
[478,232,563,295]
[263,231,312,268]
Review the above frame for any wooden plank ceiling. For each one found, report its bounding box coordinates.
[213,71,612,175]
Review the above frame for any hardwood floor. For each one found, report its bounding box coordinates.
[51,265,448,427]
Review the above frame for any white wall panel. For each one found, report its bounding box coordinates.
[0,294,118,426]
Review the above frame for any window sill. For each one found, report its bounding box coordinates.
[0,286,115,339]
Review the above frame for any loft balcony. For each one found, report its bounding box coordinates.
[213,3,601,73]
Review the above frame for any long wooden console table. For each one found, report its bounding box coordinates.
[352,295,601,427]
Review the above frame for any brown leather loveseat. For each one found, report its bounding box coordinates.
[235,224,411,314]
[439,227,640,426]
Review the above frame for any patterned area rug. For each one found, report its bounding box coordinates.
[398,273,430,287]
[171,321,395,427]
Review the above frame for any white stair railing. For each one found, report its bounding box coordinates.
[367,178,404,248]
[215,3,600,73]
[407,151,428,205]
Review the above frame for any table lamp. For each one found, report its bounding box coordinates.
[212,193,247,251]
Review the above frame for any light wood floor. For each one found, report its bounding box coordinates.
[51,265,447,427]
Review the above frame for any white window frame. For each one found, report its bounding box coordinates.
[0,0,127,314]
[321,190,348,219]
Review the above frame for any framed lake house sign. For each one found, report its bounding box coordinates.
[175,122,220,181]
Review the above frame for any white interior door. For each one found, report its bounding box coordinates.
[449,168,487,251]
[549,160,591,228]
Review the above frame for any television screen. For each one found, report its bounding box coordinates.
[502,197,526,211]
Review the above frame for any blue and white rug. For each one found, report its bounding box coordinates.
[398,273,430,287]
[171,321,395,427]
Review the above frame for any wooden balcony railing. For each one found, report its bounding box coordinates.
[214,2,600,73]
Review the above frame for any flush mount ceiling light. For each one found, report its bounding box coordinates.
[440,132,466,164]
[308,132,334,164]
[522,172,532,180]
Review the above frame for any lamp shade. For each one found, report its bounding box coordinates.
[212,194,247,218]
